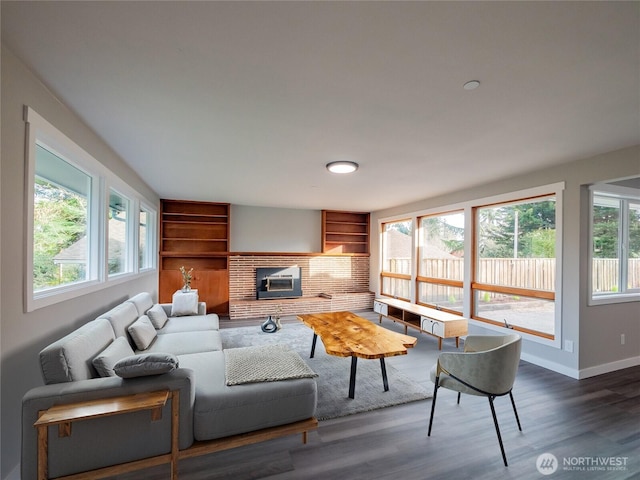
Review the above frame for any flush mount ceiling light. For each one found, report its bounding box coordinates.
[463,80,481,90]
[326,161,359,174]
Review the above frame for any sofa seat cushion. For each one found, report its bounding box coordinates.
[157,314,220,334]
[177,351,317,441]
[40,319,116,384]
[141,331,223,356]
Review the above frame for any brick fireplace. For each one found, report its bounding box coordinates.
[229,254,374,319]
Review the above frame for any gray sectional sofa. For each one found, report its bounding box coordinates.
[22,292,318,479]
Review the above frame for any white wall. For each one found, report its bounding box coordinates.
[1,46,160,479]
[231,205,321,253]
[371,145,640,379]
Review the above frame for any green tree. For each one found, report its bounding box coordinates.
[479,199,556,258]
[592,205,619,258]
[33,180,87,289]
[423,216,464,254]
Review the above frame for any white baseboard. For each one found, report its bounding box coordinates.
[578,356,640,379]
[521,352,580,379]
[521,352,640,380]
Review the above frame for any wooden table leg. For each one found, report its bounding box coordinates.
[348,357,358,399]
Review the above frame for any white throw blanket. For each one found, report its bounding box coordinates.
[224,344,317,386]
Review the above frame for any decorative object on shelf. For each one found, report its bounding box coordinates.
[179,266,193,292]
[261,315,278,333]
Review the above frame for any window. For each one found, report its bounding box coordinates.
[378,184,563,343]
[473,195,557,338]
[139,206,151,270]
[380,219,413,300]
[33,144,95,290]
[417,211,465,314]
[108,189,130,275]
[25,107,157,311]
[590,185,640,303]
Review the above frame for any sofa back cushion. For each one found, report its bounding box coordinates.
[98,302,139,340]
[126,292,154,316]
[127,315,157,350]
[92,336,136,377]
[39,319,116,384]
[147,304,169,329]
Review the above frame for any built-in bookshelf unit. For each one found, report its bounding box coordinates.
[321,210,370,255]
[159,200,230,314]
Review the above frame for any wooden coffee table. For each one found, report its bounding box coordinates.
[297,311,417,399]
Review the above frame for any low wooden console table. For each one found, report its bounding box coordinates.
[34,390,179,480]
[374,297,468,350]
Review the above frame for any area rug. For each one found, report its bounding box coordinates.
[221,323,431,420]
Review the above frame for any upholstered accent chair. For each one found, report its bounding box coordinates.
[428,334,522,466]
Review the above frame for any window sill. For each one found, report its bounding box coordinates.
[588,293,640,306]
[27,270,157,312]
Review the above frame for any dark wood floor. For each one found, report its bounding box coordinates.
[110,311,640,480]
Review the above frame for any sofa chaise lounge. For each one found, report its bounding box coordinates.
[22,292,318,479]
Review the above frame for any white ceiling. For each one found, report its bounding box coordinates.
[2,1,639,211]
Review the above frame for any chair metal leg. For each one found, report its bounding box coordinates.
[509,391,522,431]
[457,392,461,404]
[488,396,508,467]
[427,377,439,436]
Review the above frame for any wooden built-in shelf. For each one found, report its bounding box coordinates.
[322,210,370,255]
[160,200,230,314]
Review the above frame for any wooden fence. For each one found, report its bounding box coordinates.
[385,258,640,295]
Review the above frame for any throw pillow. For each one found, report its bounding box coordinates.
[147,304,168,329]
[127,315,157,350]
[113,353,179,379]
[171,292,198,316]
[92,337,135,377]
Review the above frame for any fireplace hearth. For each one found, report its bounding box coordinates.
[256,267,303,300]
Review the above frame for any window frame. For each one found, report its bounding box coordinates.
[588,184,640,305]
[25,107,157,312]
